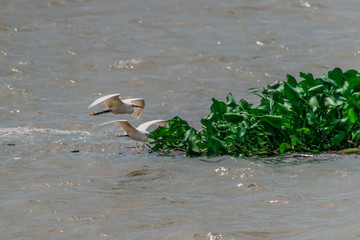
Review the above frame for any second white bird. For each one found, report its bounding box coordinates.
[98,119,166,142]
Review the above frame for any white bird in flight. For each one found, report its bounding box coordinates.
[98,119,166,142]
[88,93,145,119]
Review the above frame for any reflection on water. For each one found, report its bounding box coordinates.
[1,0,360,239]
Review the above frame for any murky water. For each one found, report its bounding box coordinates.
[1,0,360,239]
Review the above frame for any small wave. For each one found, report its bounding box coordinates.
[0,127,92,138]
[108,59,142,70]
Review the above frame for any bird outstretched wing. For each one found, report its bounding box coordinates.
[123,98,145,107]
[88,93,121,109]
[123,98,145,119]
[137,120,166,133]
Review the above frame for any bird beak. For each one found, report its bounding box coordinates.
[90,109,111,115]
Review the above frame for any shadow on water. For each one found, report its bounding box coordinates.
[252,153,341,166]
[148,148,345,166]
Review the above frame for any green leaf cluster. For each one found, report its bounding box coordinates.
[150,68,360,157]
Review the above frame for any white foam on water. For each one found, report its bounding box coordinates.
[0,127,92,138]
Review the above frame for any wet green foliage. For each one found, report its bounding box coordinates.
[150,68,360,157]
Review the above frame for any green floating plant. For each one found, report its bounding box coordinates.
[150,68,360,157]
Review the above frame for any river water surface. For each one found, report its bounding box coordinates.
[1,0,360,239]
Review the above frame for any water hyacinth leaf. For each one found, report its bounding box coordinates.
[296,127,311,134]
[168,116,190,130]
[210,98,227,115]
[151,126,167,140]
[284,82,301,100]
[274,102,292,114]
[330,132,347,147]
[324,96,343,107]
[224,135,237,149]
[306,110,318,125]
[328,67,344,86]
[309,96,320,112]
[185,128,201,155]
[238,99,253,111]
[200,118,217,135]
[208,98,227,122]
[204,112,217,122]
[249,88,267,100]
[187,139,200,155]
[345,70,360,89]
[347,107,357,124]
[340,81,350,98]
[320,74,338,87]
[256,99,271,114]
[300,72,314,82]
[348,92,360,108]
[344,69,358,78]
[236,127,247,141]
[351,130,360,142]
[286,74,297,87]
[260,115,282,128]
[307,84,324,94]
[350,80,360,92]
[224,113,243,123]
[279,143,291,154]
[267,81,282,91]
[208,135,227,156]
[330,118,350,131]
[270,90,285,104]
[241,118,251,129]
[226,93,237,108]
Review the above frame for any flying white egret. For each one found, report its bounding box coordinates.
[88,93,145,119]
[98,119,166,142]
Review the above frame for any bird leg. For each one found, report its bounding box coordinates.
[90,109,111,115]
[146,143,153,153]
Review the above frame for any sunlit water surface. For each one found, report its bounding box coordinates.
[1,0,360,239]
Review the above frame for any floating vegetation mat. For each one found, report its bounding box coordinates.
[150,68,360,157]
